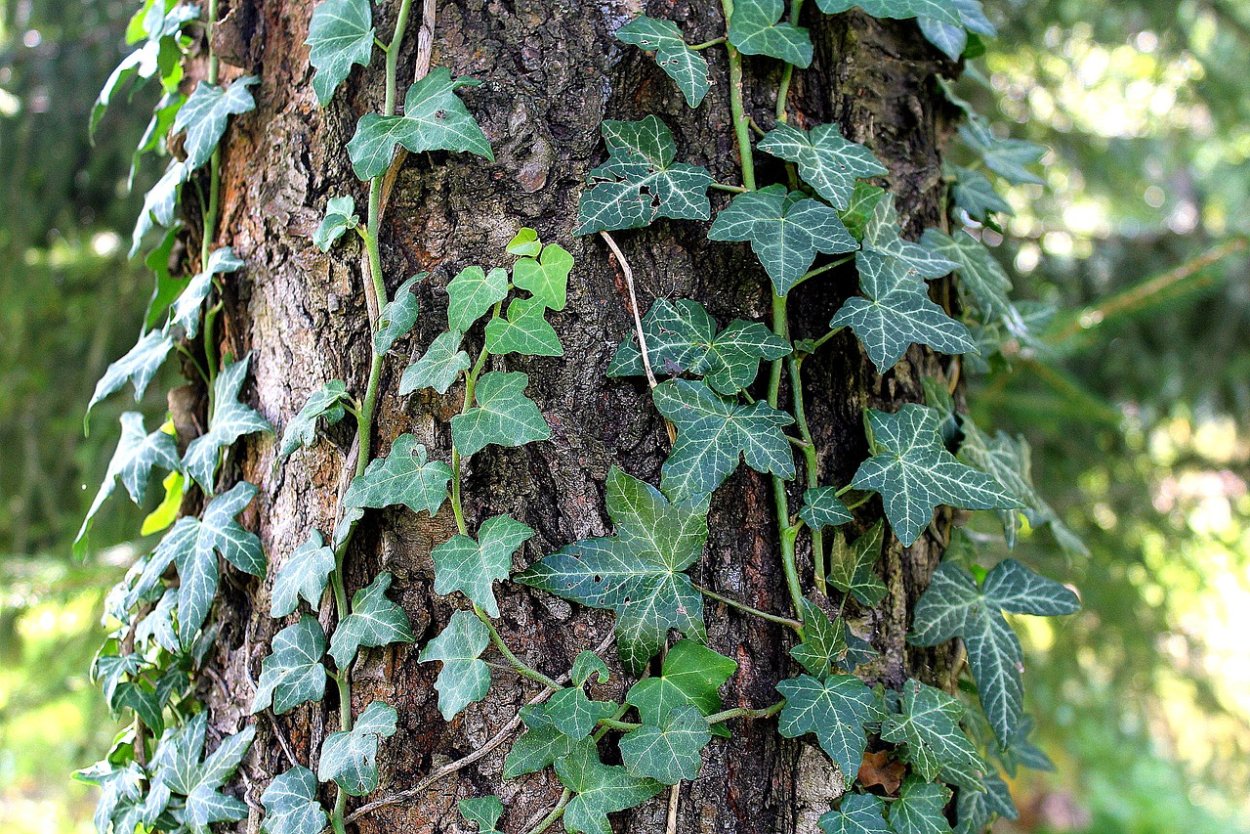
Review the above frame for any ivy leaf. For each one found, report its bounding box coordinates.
[400,331,472,395]
[948,165,1012,223]
[918,2,995,62]
[615,16,711,108]
[849,404,1017,546]
[513,242,573,311]
[418,609,491,720]
[347,68,493,180]
[955,769,1017,834]
[577,116,713,235]
[260,766,327,834]
[506,227,543,257]
[451,371,551,457]
[880,679,986,789]
[728,0,813,67]
[432,514,533,617]
[184,355,273,492]
[708,184,856,295]
[571,651,611,688]
[152,715,255,834]
[328,572,415,668]
[620,704,710,784]
[818,793,889,834]
[344,433,452,516]
[609,298,790,395]
[446,265,509,333]
[828,521,887,607]
[910,560,1078,745]
[278,380,351,462]
[170,247,245,338]
[959,122,1046,185]
[861,194,959,279]
[789,599,846,678]
[74,759,143,834]
[626,639,737,738]
[504,706,582,778]
[556,738,664,834]
[270,531,336,618]
[173,76,258,172]
[251,616,328,715]
[484,297,564,357]
[799,486,852,530]
[758,123,887,210]
[517,467,708,674]
[131,160,187,257]
[815,0,987,61]
[544,688,619,739]
[920,229,1014,324]
[317,701,398,796]
[87,329,174,418]
[306,0,374,105]
[776,673,883,786]
[111,682,164,735]
[459,796,504,834]
[373,273,426,354]
[313,195,359,252]
[887,777,954,834]
[652,378,795,500]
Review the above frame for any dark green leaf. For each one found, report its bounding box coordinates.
[278,380,351,462]
[432,514,533,617]
[374,273,426,354]
[306,0,374,105]
[818,794,889,834]
[776,673,883,786]
[880,679,986,789]
[459,796,504,834]
[556,738,664,834]
[887,776,954,834]
[184,355,274,492]
[620,704,710,784]
[451,371,551,457]
[317,701,398,796]
[252,617,328,715]
[728,0,813,67]
[799,486,852,530]
[616,16,711,107]
[758,122,887,210]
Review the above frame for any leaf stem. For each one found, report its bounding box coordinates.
[720,0,756,192]
[705,700,784,723]
[793,254,854,288]
[689,36,727,50]
[474,604,562,690]
[787,355,824,593]
[450,332,493,536]
[522,790,571,834]
[695,584,803,632]
[774,0,804,123]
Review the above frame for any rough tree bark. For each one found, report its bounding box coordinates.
[195,2,962,832]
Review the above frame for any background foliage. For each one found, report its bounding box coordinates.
[1,0,1248,831]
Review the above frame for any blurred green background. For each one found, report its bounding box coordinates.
[1,0,1248,832]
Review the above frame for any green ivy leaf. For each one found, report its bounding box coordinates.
[517,467,708,673]
[399,331,472,395]
[170,247,245,338]
[132,160,187,257]
[959,122,1046,185]
[861,194,958,279]
[544,688,619,739]
[451,371,551,457]
[798,486,852,530]
[828,521,887,607]
[484,297,564,356]
[887,776,954,834]
[347,68,493,180]
[374,273,426,354]
[918,2,995,61]
[328,572,415,668]
[111,682,164,735]
[504,705,581,778]
[620,703,710,784]
[708,184,856,295]
[948,165,1012,223]
[911,559,1078,745]
[816,0,991,61]
[615,16,711,108]
[850,404,1017,546]
[344,433,452,516]
[728,0,813,67]
[880,679,985,789]
[278,380,351,462]
[74,759,144,834]
[418,609,491,720]
[609,298,791,395]
[776,673,883,786]
[313,195,359,252]
[652,378,795,500]
[506,227,543,257]
[87,329,174,418]
[251,616,328,715]
[758,123,887,210]
[626,639,737,738]
[577,116,713,235]
[173,77,258,172]
[306,0,374,105]
[830,251,975,374]
[571,651,611,688]
[920,229,1014,324]
[513,242,573,311]
[270,531,336,618]
[818,793,889,834]
[446,265,509,333]
[184,355,273,492]
[789,599,847,678]
[459,796,504,834]
[556,738,664,834]
[260,766,327,834]
[432,514,533,617]
[152,714,255,834]
[955,769,1017,834]
[317,701,398,796]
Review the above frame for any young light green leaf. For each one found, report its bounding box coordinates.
[828,521,887,607]
[313,195,359,252]
[830,250,975,373]
[344,433,452,516]
[818,793,889,834]
[317,701,398,796]
[278,380,351,462]
[173,77,258,172]
[958,123,1046,185]
[328,572,415,668]
[346,68,493,180]
[432,514,533,617]
[911,559,1078,745]
[577,116,713,235]
[451,371,551,457]
[88,329,174,418]
[270,531,336,618]
[615,16,711,108]
[799,486,852,530]
[459,796,504,834]
[728,0,813,67]
[708,184,856,295]
[418,609,491,720]
[948,165,1012,223]
[620,703,710,784]
[776,673,883,786]
[446,266,509,333]
[850,404,1017,546]
[512,242,573,311]
[170,247,245,338]
[887,776,954,834]
[880,679,986,789]
[506,227,542,257]
[920,229,1014,323]
[861,193,958,279]
[251,617,328,715]
[184,354,273,492]
[556,738,664,834]
[517,467,708,673]
[484,297,564,356]
[758,123,887,210]
[652,378,795,500]
[789,599,847,678]
[626,639,737,736]
[306,0,374,105]
[955,769,1017,834]
[373,273,425,354]
[399,330,472,395]
[260,766,327,834]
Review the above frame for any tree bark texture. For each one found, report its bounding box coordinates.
[195,2,962,832]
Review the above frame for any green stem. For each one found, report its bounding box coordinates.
[774,0,804,123]
[721,0,757,192]
[706,700,785,724]
[767,294,804,622]
[694,584,803,633]
[802,325,845,357]
[787,355,824,593]
[474,605,561,690]
[450,337,492,536]
[709,181,749,193]
[201,0,222,405]
[523,790,571,834]
[689,36,727,50]
[793,254,854,288]
[598,717,641,732]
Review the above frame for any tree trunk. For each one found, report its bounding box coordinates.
[201,2,959,832]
